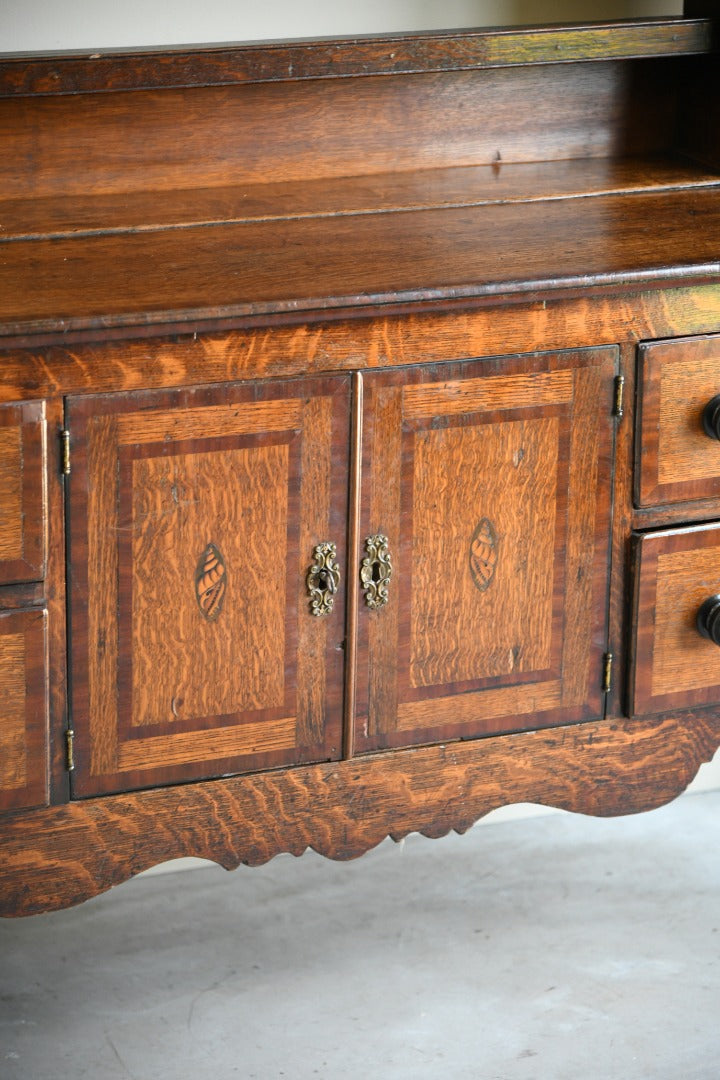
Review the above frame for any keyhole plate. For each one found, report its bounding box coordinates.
[360,534,392,610]
[307,542,341,616]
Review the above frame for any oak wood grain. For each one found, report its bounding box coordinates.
[0,608,48,812]
[0,401,46,584]
[1,707,718,916]
[2,188,719,338]
[3,284,720,404]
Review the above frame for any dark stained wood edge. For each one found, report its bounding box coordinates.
[1,707,718,916]
[606,342,636,722]
[0,19,714,98]
[45,399,70,806]
[685,1,720,14]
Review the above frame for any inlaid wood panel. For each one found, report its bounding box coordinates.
[0,608,48,811]
[636,334,720,507]
[67,376,350,797]
[0,402,46,584]
[355,347,617,751]
[631,523,720,715]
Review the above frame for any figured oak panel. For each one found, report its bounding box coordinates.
[67,376,350,796]
[0,402,46,584]
[636,334,720,506]
[0,608,48,811]
[631,523,720,715]
[355,347,616,751]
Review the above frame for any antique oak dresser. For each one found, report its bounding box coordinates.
[1,8,720,916]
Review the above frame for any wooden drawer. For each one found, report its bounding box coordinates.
[0,608,49,811]
[636,335,720,507]
[0,402,46,584]
[631,523,720,716]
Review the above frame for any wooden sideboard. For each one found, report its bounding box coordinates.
[2,10,720,916]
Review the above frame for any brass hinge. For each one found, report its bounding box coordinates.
[613,375,625,419]
[65,728,75,772]
[602,652,614,694]
[60,429,71,476]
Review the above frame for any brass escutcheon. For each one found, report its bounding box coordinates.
[307,542,341,616]
[360,534,392,610]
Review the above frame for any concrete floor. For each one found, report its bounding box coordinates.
[1,791,719,1080]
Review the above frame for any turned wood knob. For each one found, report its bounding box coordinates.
[702,394,720,440]
[697,595,720,645]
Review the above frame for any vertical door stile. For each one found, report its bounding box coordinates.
[343,371,363,759]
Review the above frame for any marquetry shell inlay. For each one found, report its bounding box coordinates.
[195,542,227,622]
[469,517,499,593]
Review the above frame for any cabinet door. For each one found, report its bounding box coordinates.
[355,347,616,751]
[67,376,350,796]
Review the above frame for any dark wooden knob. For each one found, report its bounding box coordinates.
[697,594,720,645]
[702,394,720,440]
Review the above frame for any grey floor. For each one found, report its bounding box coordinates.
[1,792,719,1080]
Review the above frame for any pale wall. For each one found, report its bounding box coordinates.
[2,1,683,53]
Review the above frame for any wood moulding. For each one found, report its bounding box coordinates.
[2,283,720,404]
[0,19,714,97]
[1,709,719,917]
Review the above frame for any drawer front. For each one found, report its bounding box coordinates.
[0,608,49,811]
[631,523,720,716]
[0,402,46,584]
[637,335,720,507]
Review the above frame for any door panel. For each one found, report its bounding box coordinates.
[355,348,616,752]
[67,377,350,796]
